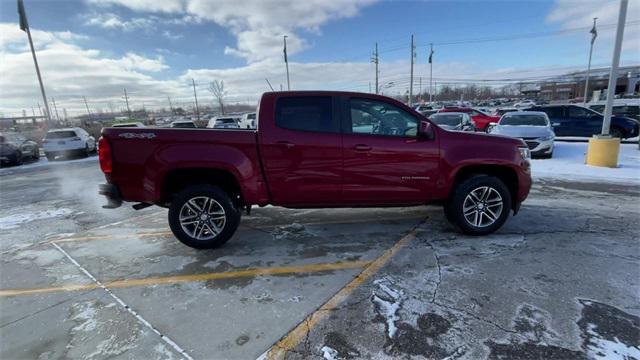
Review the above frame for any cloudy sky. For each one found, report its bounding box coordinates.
[0,0,638,117]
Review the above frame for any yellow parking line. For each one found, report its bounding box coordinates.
[50,231,173,244]
[264,226,420,359]
[0,260,370,298]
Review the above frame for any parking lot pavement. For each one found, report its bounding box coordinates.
[1,160,639,359]
[279,179,640,359]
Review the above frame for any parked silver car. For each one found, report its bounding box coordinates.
[489,111,555,158]
[429,112,475,132]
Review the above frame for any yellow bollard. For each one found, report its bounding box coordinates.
[586,135,621,168]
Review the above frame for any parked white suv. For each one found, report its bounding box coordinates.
[43,128,96,161]
[239,112,256,129]
[206,116,240,129]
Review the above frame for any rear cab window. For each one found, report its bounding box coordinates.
[275,96,338,133]
[46,131,77,139]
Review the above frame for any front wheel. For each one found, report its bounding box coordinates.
[445,175,512,235]
[168,185,241,249]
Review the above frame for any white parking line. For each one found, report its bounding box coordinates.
[51,242,194,360]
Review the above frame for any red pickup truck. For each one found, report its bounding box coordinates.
[99,91,531,249]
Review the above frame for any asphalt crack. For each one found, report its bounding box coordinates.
[434,301,519,335]
[424,240,443,303]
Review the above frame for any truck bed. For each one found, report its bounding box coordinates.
[101,127,269,205]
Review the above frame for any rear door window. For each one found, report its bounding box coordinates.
[275,96,337,133]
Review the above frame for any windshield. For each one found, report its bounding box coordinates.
[46,130,77,139]
[431,114,463,126]
[216,118,236,123]
[247,113,256,120]
[0,133,23,144]
[500,115,548,126]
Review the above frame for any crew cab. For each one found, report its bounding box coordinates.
[99,91,532,249]
[438,107,500,132]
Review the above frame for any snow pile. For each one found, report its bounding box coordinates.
[371,278,404,339]
[531,143,640,184]
[0,208,73,230]
[273,223,310,240]
[321,345,339,360]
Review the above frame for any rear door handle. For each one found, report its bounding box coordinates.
[353,144,372,152]
[276,141,295,149]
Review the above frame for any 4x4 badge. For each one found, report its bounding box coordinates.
[118,132,156,139]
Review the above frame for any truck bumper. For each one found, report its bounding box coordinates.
[99,183,123,209]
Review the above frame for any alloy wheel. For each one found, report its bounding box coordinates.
[179,196,226,240]
[462,186,503,228]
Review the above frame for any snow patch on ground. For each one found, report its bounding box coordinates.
[321,345,339,360]
[0,208,74,230]
[371,278,404,339]
[584,323,640,359]
[531,143,640,184]
[0,156,97,175]
[273,223,312,240]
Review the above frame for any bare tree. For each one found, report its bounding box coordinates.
[208,80,226,115]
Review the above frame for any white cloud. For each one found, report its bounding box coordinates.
[86,0,377,62]
[547,0,640,57]
[84,12,156,31]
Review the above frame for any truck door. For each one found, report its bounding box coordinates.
[259,95,343,206]
[341,96,440,205]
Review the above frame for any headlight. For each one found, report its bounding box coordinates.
[518,147,530,160]
[538,135,554,141]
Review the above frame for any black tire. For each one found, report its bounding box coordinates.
[82,145,90,158]
[32,147,40,161]
[168,185,241,249]
[610,127,624,139]
[445,175,512,236]
[14,151,23,166]
[46,153,55,161]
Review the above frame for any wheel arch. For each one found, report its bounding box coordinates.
[449,164,519,211]
[160,167,243,207]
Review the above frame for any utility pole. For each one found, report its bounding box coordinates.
[18,0,52,126]
[371,42,379,94]
[583,17,598,105]
[283,35,291,90]
[601,0,628,136]
[63,108,68,121]
[419,77,422,100]
[191,79,200,121]
[37,102,43,117]
[82,96,92,119]
[429,43,434,103]
[167,96,174,114]
[51,97,60,121]
[123,88,131,118]
[409,34,415,106]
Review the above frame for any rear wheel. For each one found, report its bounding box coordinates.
[46,153,55,161]
[445,175,512,235]
[32,147,40,160]
[168,185,241,249]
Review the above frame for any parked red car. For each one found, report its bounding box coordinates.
[438,107,500,132]
[99,91,532,249]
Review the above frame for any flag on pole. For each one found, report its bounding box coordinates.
[283,36,288,63]
[590,20,598,45]
[428,48,434,64]
[18,0,29,32]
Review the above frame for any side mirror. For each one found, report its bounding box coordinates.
[418,120,435,140]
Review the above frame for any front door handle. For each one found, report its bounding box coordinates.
[353,144,372,152]
[276,141,295,149]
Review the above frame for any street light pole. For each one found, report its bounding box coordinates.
[18,0,52,126]
[409,34,415,107]
[583,17,598,105]
[284,36,291,91]
[601,0,628,136]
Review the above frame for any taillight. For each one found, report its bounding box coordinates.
[98,137,112,174]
